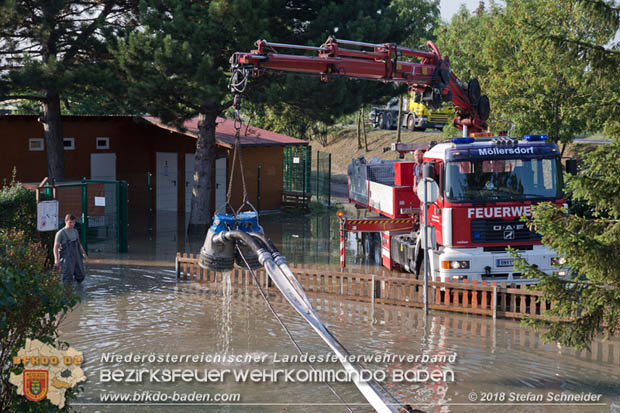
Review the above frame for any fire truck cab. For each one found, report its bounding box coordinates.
[349,134,567,284]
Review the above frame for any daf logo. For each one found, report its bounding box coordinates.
[493,224,524,231]
[504,229,515,240]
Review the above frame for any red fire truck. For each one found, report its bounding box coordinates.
[348,135,568,284]
[231,37,568,284]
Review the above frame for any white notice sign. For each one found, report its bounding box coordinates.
[95,196,106,207]
[293,157,300,164]
[37,200,59,232]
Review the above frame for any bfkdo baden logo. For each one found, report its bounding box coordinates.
[10,339,86,408]
[24,370,49,402]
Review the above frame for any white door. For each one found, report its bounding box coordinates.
[185,153,195,213]
[90,153,116,180]
[156,152,178,211]
[90,153,116,232]
[215,157,227,213]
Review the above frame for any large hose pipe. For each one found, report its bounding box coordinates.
[214,230,400,413]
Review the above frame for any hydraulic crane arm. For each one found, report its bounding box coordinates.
[230,37,490,132]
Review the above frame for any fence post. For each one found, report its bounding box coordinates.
[175,254,180,278]
[306,145,311,195]
[327,153,331,207]
[316,150,319,201]
[493,285,497,319]
[339,219,346,272]
[371,274,375,312]
[302,162,307,207]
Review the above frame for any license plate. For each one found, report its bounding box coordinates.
[496,258,514,267]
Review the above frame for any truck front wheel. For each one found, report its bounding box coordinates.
[378,113,387,129]
[407,114,415,131]
[414,250,425,278]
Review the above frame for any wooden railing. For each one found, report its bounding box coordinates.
[176,253,554,320]
[177,279,620,367]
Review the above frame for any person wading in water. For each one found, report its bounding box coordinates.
[54,214,88,283]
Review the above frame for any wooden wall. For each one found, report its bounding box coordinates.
[0,116,297,215]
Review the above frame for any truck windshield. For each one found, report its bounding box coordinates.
[445,157,562,202]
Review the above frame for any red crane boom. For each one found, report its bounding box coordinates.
[230,37,490,132]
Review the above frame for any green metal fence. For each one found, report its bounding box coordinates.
[283,145,312,194]
[314,150,331,206]
[53,179,128,254]
[279,214,335,265]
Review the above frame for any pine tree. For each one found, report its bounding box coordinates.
[0,1,135,180]
[435,0,615,146]
[246,0,439,139]
[114,0,439,234]
[510,0,620,350]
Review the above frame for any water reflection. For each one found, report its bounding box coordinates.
[60,264,620,412]
[121,211,389,275]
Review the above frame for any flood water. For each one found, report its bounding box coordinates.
[114,211,387,274]
[60,212,620,412]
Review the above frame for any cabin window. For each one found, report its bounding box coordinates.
[29,138,44,151]
[96,137,110,150]
[63,137,75,150]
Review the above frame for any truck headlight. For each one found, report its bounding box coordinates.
[441,260,470,270]
[551,257,566,266]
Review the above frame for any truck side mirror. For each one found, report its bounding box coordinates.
[565,158,577,175]
[423,162,434,180]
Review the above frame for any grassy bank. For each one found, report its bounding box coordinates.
[309,127,442,175]
[309,127,605,176]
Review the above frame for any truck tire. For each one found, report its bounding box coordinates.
[407,114,415,131]
[378,113,386,129]
[477,95,490,121]
[415,254,427,281]
[386,112,394,129]
[468,78,481,103]
[408,113,425,132]
[414,249,425,277]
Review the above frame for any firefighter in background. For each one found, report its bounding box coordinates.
[412,149,424,194]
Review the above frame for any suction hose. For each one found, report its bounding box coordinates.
[212,230,400,413]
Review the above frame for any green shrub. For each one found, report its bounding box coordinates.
[0,229,80,411]
[0,178,54,262]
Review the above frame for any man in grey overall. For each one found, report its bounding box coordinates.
[54,214,88,283]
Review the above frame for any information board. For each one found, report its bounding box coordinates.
[37,200,59,232]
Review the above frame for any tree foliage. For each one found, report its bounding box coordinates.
[114,0,439,232]
[114,0,288,233]
[0,229,80,411]
[0,175,54,261]
[247,0,440,140]
[506,0,620,349]
[0,0,135,179]
[436,0,616,144]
